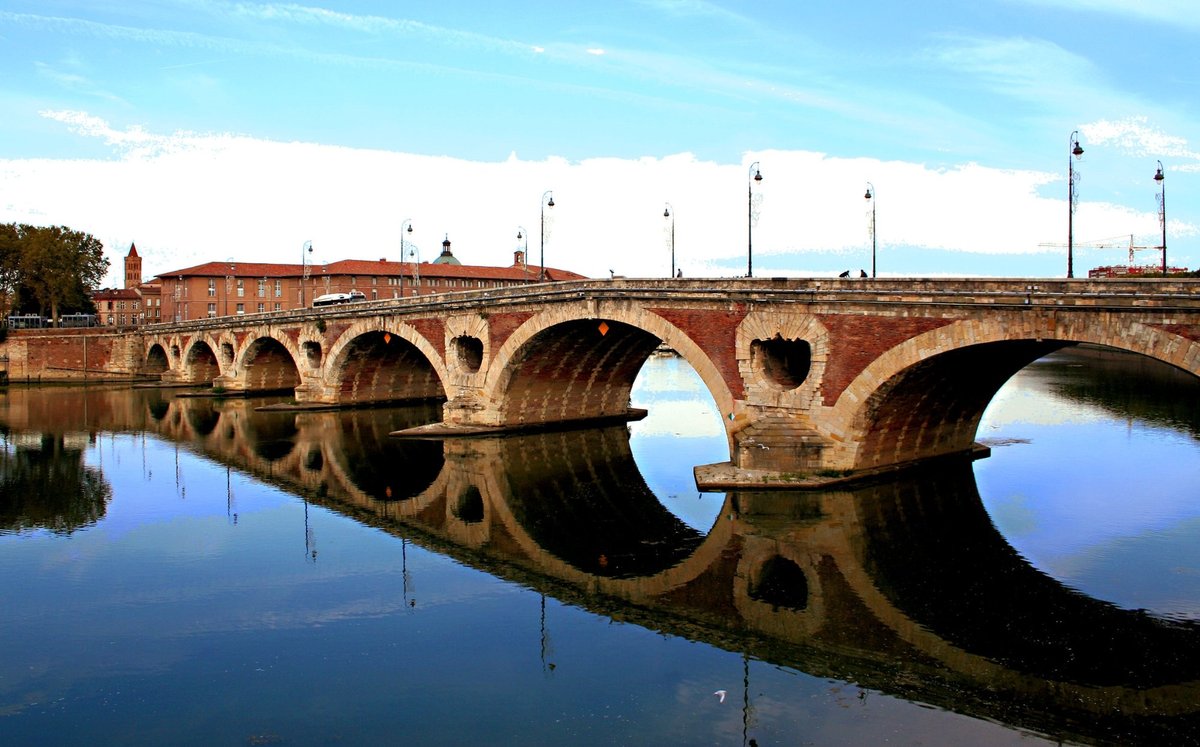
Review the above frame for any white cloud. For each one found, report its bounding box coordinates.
[586,48,605,56]
[1084,117,1200,166]
[0,113,1186,286]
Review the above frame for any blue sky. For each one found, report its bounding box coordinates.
[1,1,1196,284]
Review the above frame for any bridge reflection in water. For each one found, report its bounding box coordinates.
[1,377,1198,744]
[116,391,1200,744]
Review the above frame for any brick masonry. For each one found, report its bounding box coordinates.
[6,278,1199,481]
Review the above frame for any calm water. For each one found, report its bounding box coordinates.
[1,347,1198,746]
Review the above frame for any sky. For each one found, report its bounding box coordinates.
[1,1,1197,287]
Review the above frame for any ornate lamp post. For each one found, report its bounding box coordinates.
[517,227,530,283]
[1068,131,1084,278]
[399,219,413,297]
[540,190,555,281]
[663,203,675,278]
[407,243,421,295]
[747,162,762,277]
[1154,161,1166,275]
[864,182,876,278]
[300,240,313,307]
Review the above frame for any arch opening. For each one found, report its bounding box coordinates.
[752,335,812,390]
[242,337,301,393]
[452,335,484,373]
[748,555,809,611]
[144,344,169,375]
[852,339,1069,471]
[453,486,484,524]
[501,319,662,426]
[333,331,444,406]
[184,342,221,384]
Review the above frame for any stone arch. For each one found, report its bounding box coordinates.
[829,316,1200,471]
[481,303,735,437]
[143,342,169,376]
[321,319,449,406]
[236,334,302,393]
[181,339,221,384]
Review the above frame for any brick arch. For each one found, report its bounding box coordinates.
[321,319,449,406]
[233,333,302,393]
[142,342,169,375]
[481,304,736,434]
[831,317,1200,471]
[181,338,222,384]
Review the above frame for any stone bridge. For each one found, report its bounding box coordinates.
[122,277,1200,485]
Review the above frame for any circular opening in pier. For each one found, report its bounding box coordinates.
[751,336,812,390]
[453,335,484,373]
[748,555,809,611]
[453,486,485,524]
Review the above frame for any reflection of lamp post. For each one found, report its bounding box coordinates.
[1154,161,1167,275]
[1068,131,1084,278]
[300,240,313,307]
[747,162,762,277]
[517,227,530,283]
[540,190,555,281]
[399,219,413,297]
[663,203,675,278]
[864,183,876,278]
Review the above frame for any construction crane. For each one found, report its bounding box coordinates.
[1038,234,1162,266]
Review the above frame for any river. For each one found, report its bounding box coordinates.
[0,345,1198,745]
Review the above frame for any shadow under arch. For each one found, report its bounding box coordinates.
[240,336,301,393]
[483,310,736,449]
[143,343,169,376]
[326,328,446,406]
[183,339,221,384]
[835,316,1200,471]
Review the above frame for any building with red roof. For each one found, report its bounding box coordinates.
[154,237,586,322]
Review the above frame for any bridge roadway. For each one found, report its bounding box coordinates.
[116,276,1200,486]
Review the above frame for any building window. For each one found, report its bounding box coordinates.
[208,279,216,297]
[274,280,282,297]
[257,303,265,314]
[257,279,266,297]
[236,303,245,316]
[371,276,377,285]
[273,302,281,312]
[371,289,377,300]
[236,279,245,297]
[207,303,216,318]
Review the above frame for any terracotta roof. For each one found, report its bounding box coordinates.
[157,258,588,282]
[92,288,142,300]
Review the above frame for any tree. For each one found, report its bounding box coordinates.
[13,225,108,324]
[0,223,19,320]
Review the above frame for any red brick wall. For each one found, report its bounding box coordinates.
[488,311,535,361]
[817,315,954,406]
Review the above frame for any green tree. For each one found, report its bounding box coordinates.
[0,223,19,320]
[15,225,108,324]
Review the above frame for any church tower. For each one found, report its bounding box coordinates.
[124,243,142,289]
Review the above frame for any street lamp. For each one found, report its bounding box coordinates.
[399,219,413,297]
[300,240,313,307]
[1068,131,1084,278]
[747,162,762,277]
[407,243,422,294]
[663,203,675,278]
[864,183,876,279]
[1154,161,1167,275]
[540,190,555,281]
[517,227,530,282]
